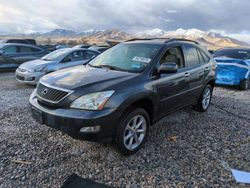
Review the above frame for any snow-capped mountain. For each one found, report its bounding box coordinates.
[90,29,130,40]
[78,29,104,36]
[2,28,249,49]
[136,28,167,37]
[135,28,249,48]
[41,29,77,37]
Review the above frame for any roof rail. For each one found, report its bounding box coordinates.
[126,38,170,42]
[125,38,199,44]
[166,38,199,44]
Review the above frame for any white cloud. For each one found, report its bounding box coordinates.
[0,0,250,39]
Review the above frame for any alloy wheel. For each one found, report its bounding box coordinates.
[202,87,211,110]
[123,115,147,151]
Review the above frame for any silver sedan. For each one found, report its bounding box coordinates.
[15,48,100,85]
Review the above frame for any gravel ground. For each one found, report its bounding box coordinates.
[0,72,249,188]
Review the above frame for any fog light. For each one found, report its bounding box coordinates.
[27,77,35,81]
[80,126,100,133]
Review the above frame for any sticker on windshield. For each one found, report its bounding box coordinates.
[132,56,151,63]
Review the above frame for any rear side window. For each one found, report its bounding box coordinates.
[184,44,200,67]
[197,49,210,64]
[19,46,41,53]
[85,50,99,59]
[199,49,210,63]
[3,46,18,54]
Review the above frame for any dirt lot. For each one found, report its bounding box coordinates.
[0,72,249,188]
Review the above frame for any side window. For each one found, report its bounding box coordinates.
[85,50,98,59]
[184,44,200,67]
[71,50,86,61]
[199,50,210,63]
[3,46,18,54]
[196,49,206,64]
[159,46,184,68]
[19,46,34,53]
[31,47,42,53]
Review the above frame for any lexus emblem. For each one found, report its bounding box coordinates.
[42,88,48,95]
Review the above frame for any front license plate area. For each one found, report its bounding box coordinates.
[32,107,43,124]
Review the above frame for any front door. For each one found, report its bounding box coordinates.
[153,45,191,117]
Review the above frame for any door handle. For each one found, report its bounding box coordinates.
[184,72,190,77]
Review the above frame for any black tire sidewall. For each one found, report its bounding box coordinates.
[115,108,150,155]
[239,79,249,90]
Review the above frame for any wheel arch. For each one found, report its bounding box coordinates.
[120,94,156,125]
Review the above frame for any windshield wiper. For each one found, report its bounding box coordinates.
[89,64,127,72]
[99,64,125,71]
[88,64,102,68]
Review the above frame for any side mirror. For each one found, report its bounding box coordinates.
[158,62,178,74]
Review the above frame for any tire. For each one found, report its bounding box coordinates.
[239,79,249,90]
[115,108,150,155]
[195,84,213,112]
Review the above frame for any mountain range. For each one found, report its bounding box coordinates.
[1,28,249,49]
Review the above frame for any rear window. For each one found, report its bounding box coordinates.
[214,49,250,60]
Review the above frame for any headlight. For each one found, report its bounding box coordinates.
[33,66,46,72]
[70,91,114,110]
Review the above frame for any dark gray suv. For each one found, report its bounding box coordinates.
[30,38,217,155]
[0,43,48,70]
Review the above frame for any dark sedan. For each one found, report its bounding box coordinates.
[0,43,48,70]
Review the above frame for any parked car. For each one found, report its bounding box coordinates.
[1,39,36,45]
[38,44,58,52]
[15,48,100,85]
[56,44,70,50]
[30,38,216,155]
[0,43,48,70]
[213,48,250,90]
[88,46,109,53]
[73,44,92,49]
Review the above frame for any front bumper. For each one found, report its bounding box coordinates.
[15,69,45,85]
[29,91,121,143]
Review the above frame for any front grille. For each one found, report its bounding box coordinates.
[16,75,25,81]
[37,83,70,103]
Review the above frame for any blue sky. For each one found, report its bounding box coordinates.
[0,0,250,41]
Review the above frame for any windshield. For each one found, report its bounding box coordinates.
[214,49,250,60]
[89,43,161,73]
[41,49,69,61]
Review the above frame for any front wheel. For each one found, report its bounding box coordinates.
[195,84,213,112]
[239,79,249,90]
[115,108,149,155]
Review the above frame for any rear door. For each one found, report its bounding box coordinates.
[17,45,44,64]
[183,44,208,100]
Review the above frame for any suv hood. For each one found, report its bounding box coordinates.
[20,59,56,69]
[40,65,138,90]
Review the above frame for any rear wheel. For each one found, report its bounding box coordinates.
[239,79,249,90]
[115,108,149,155]
[195,84,213,112]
